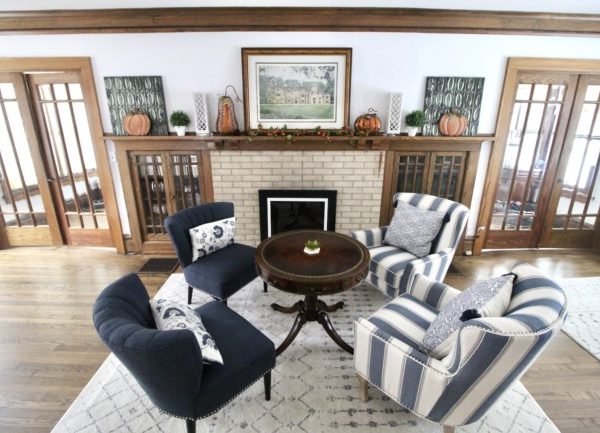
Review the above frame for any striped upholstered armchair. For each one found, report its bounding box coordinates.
[351,193,469,299]
[353,262,567,432]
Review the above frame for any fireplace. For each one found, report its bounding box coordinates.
[259,190,337,240]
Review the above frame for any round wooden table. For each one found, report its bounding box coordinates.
[256,229,370,355]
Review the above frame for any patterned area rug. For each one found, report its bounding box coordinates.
[52,275,560,433]
[560,277,600,361]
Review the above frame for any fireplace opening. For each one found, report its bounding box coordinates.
[259,190,337,240]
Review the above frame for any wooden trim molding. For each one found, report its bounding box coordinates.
[0,8,599,36]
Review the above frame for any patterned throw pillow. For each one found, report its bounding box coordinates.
[384,201,446,257]
[421,274,514,359]
[189,217,235,262]
[149,298,224,364]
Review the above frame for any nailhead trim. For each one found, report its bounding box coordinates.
[153,368,273,422]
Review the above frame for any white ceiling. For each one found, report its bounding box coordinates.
[0,0,599,13]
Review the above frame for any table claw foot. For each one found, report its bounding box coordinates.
[318,300,345,312]
[317,311,354,354]
[276,312,307,356]
[271,300,304,314]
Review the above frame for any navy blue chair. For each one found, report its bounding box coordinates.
[165,202,258,304]
[93,273,276,433]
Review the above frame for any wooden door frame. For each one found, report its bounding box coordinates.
[473,58,600,254]
[0,57,125,253]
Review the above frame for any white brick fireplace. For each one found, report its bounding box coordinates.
[210,150,385,245]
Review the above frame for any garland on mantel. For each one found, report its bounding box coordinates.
[246,124,382,139]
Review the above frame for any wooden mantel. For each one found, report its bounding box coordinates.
[104,133,493,152]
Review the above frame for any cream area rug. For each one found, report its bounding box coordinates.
[52,275,560,433]
[560,277,600,361]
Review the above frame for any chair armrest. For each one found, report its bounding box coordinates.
[406,273,461,310]
[398,248,456,301]
[354,318,450,418]
[351,227,388,248]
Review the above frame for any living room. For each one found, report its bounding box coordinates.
[0,1,599,432]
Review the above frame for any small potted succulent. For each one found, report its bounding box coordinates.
[405,110,425,136]
[304,239,320,255]
[170,110,191,136]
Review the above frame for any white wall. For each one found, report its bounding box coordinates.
[1,31,598,237]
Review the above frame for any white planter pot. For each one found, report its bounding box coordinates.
[174,126,187,136]
[304,247,320,255]
[407,126,419,137]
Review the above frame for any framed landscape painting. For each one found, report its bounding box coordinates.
[242,48,352,130]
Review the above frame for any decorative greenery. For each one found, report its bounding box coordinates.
[247,124,357,138]
[304,239,320,250]
[169,110,191,127]
[405,110,426,127]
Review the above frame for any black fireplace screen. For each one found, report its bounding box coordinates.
[259,190,337,239]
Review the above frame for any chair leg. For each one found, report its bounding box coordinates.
[186,419,196,433]
[442,426,455,433]
[263,281,268,293]
[187,286,193,305]
[264,370,271,401]
[356,374,369,402]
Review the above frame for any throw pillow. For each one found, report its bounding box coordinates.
[384,201,446,257]
[149,298,224,364]
[189,217,235,262]
[421,274,514,359]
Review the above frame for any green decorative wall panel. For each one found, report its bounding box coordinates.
[104,76,168,136]
[423,76,484,136]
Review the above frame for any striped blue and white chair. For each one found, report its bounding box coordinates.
[351,193,469,299]
[353,262,567,432]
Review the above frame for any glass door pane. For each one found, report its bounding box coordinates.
[35,81,107,230]
[169,153,202,210]
[491,81,567,234]
[545,79,600,244]
[134,154,168,238]
[0,82,47,228]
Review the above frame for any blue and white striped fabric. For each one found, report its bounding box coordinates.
[354,263,567,427]
[352,193,469,298]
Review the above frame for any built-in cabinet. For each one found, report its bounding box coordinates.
[379,142,481,226]
[108,135,485,254]
[114,141,212,253]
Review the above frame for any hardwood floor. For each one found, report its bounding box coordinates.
[0,246,598,432]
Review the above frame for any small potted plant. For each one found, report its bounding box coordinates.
[170,110,191,136]
[304,239,320,255]
[405,110,425,136]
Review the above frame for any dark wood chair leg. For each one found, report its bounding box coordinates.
[263,281,268,292]
[264,370,271,401]
[186,419,196,433]
[187,286,193,305]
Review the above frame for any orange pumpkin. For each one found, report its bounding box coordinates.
[122,110,151,136]
[354,108,381,134]
[438,110,468,136]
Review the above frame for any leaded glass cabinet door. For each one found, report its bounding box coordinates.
[541,76,600,248]
[487,73,578,248]
[131,152,170,242]
[427,152,466,201]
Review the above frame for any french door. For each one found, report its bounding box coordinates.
[0,71,112,247]
[486,72,600,249]
[541,76,600,247]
